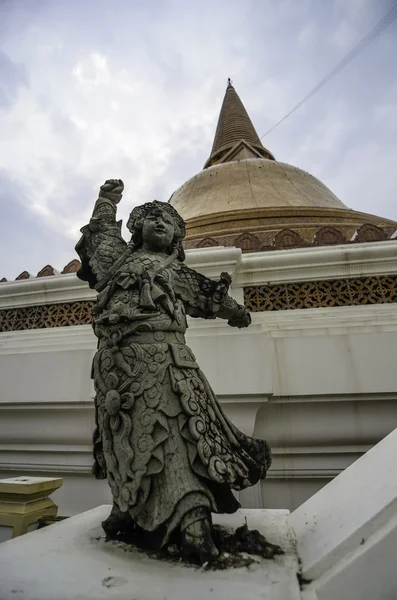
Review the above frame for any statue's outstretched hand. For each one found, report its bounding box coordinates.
[228,306,251,329]
[99,179,124,204]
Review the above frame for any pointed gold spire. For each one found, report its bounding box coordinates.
[204,80,275,168]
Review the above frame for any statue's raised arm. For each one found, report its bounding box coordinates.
[75,179,127,288]
[91,178,124,220]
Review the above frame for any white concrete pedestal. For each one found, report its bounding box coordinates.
[0,507,300,600]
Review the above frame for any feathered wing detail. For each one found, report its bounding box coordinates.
[173,262,245,321]
[75,220,127,289]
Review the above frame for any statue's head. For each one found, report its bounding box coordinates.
[127,201,186,261]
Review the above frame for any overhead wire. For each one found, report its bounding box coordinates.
[260,4,397,139]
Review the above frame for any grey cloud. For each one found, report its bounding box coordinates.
[0,170,74,280]
[0,51,28,108]
[0,0,396,279]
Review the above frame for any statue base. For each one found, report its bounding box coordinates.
[0,505,300,600]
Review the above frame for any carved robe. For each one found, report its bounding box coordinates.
[76,217,271,546]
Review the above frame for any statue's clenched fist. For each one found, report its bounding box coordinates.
[228,306,251,329]
[99,179,124,204]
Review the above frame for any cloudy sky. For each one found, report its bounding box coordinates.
[0,0,396,279]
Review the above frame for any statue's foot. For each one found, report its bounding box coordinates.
[102,504,135,538]
[181,517,219,564]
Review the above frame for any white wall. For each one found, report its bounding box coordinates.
[1,243,397,515]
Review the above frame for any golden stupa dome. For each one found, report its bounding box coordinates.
[169,82,396,251]
[170,158,347,220]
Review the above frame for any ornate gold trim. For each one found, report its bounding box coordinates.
[185,206,396,234]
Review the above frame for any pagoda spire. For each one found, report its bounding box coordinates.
[204,79,275,168]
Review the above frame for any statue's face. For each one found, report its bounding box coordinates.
[142,208,175,252]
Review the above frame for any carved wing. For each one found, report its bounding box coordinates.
[75,220,127,289]
[173,262,219,318]
[174,262,244,322]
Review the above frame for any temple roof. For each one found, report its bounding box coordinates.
[204,80,275,168]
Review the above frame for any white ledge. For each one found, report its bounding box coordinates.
[0,274,94,309]
[185,246,242,279]
[237,240,397,285]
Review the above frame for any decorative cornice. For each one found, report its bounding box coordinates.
[236,240,397,286]
[245,274,397,312]
[1,259,81,285]
[183,207,397,255]
[185,205,396,232]
[0,273,95,309]
[1,274,397,332]
[1,243,397,329]
[0,300,95,332]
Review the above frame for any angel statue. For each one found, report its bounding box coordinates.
[76,179,271,564]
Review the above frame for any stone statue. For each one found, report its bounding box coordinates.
[76,179,271,564]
